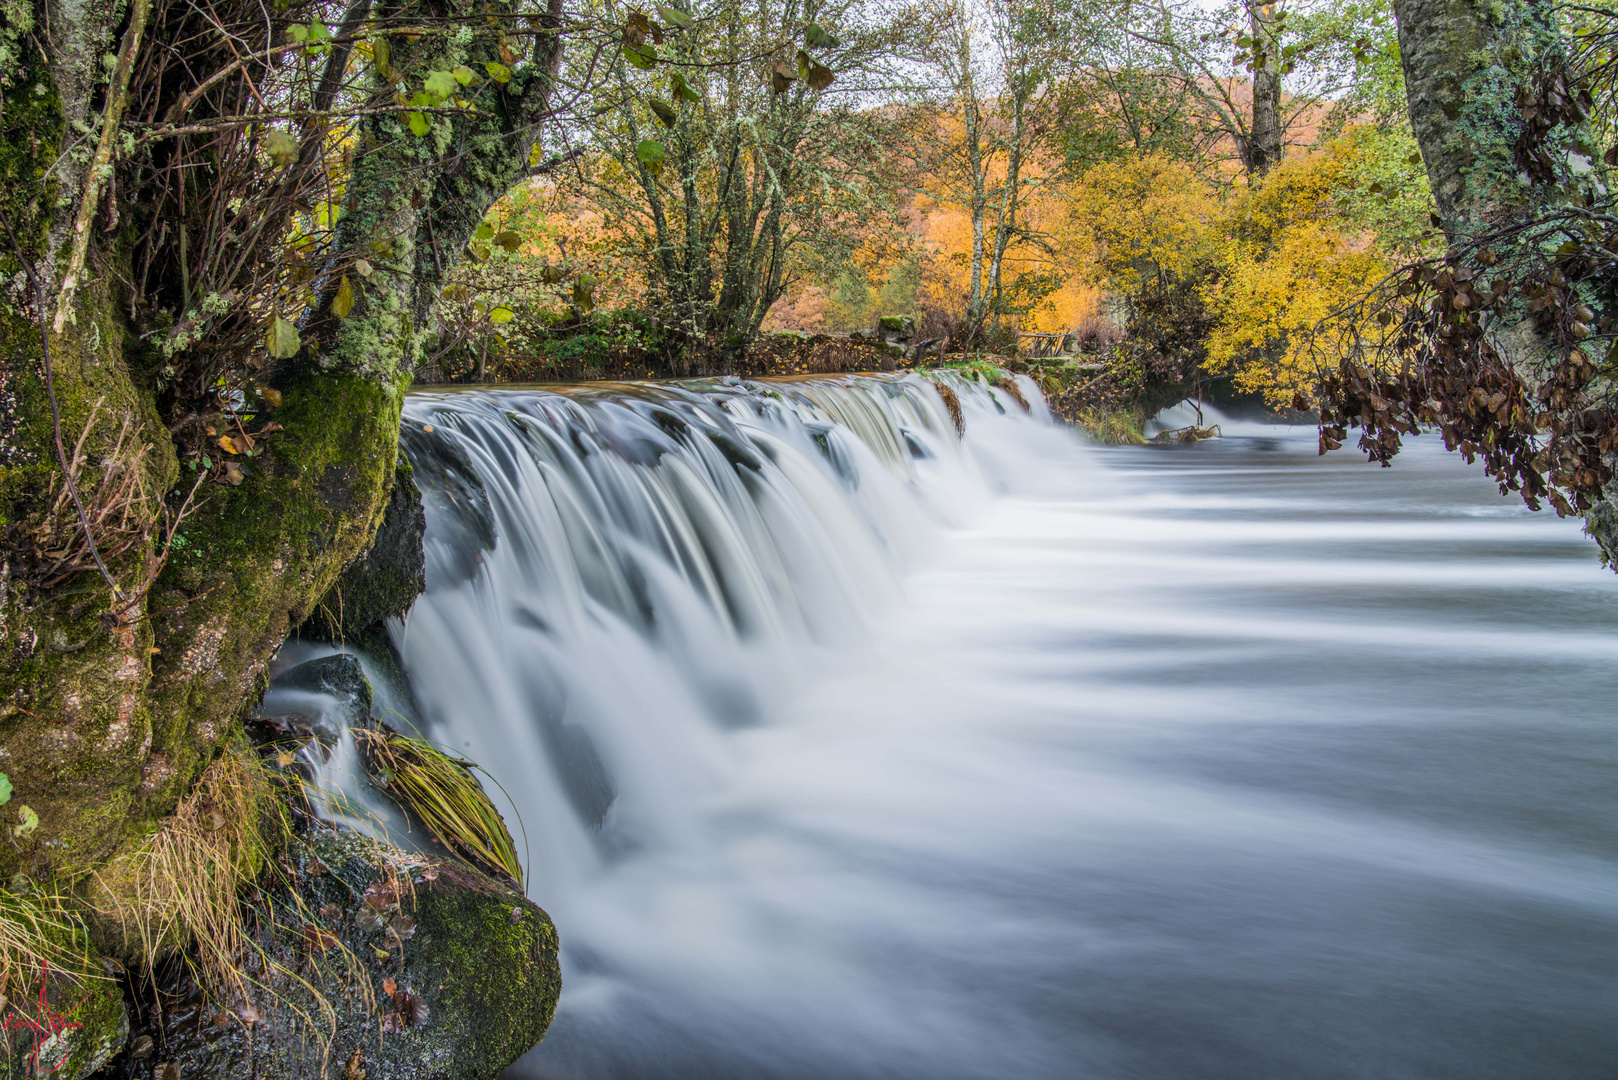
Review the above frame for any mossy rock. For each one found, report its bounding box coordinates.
[1,967,129,1080]
[300,461,427,642]
[90,825,559,1080]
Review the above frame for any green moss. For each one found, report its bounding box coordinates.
[141,370,402,812]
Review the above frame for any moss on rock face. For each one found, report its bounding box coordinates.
[1,967,129,1080]
[93,826,560,1080]
[301,460,426,643]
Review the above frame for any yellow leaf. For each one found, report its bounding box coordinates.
[217,435,240,455]
[332,274,355,319]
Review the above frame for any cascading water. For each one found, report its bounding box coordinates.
[377,375,1618,1080]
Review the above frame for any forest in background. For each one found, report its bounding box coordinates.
[425,0,1440,413]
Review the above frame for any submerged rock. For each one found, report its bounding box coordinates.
[89,825,559,1080]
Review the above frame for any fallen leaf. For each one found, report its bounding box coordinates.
[221,460,246,486]
[346,1047,366,1080]
[216,435,240,455]
[382,976,397,997]
[302,924,340,952]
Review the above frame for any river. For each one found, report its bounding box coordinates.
[383,375,1618,1080]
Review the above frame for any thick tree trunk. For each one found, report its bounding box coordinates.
[0,0,564,890]
[1391,0,1559,226]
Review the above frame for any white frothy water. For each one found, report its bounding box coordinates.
[388,375,1618,1080]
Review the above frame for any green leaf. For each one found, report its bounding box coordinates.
[797,50,812,80]
[649,97,678,128]
[307,21,330,42]
[266,316,301,359]
[372,36,392,79]
[495,230,522,253]
[0,773,12,807]
[624,41,659,70]
[407,111,430,137]
[452,64,476,86]
[354,258,374,278]
[804,22,839,49]
[489,306,515,324]
[635,138,666,176]
[657,4,694,30]
[671,72,701,102]
[424,69,458,100]
[265,129,300,168]
[475,221,495,241]
[484,60,512,83]
[331,274,355,319]
[13,805,37,840]
[287,23,309,43]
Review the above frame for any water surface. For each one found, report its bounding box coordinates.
[392,381,1618,1080]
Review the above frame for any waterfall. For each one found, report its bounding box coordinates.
[371,372,1618,1080]
[390,373,1048,894]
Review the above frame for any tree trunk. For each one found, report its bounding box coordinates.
[1390,0,1618,554]
[1246,0,1283,175]
[0,0,564,889]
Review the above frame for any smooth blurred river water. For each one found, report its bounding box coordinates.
[392,381,1617,1080]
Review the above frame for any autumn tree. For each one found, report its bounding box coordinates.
[558,0,913,365]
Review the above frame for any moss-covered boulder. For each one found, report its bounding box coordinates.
[90,825,559,1080]
[0,967,128,1080]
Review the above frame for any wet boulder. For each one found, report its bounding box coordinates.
[92,825,560,1080]
[254,652,374,736]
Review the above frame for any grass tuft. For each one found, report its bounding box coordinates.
[88,751,272,994]
[356,730,524,888]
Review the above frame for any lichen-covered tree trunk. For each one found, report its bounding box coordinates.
[1391,0,1618,554]
[0,0,563,889]
[1391,0,1560,226]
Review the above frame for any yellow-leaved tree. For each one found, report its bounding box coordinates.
[1201,140,1396,407]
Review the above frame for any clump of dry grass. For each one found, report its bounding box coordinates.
[89,752,272,994]
[0,889,106,1014]
[356,730,524,888]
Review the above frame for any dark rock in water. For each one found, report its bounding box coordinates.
[259,653,374,734]
[89,826,559,1080]
[400,423,498,591]
[303,461,428,640]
